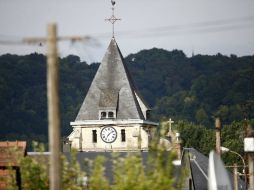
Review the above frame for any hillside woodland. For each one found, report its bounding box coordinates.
[0,49,253,151]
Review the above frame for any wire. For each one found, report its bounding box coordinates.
[0,40,24,45]
[0,15,254,45]
[148,15,254,32]
[95,15,254,38]
[129,20,254,39]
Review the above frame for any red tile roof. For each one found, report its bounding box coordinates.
[0,141,27,167]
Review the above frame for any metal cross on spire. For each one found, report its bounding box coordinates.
[105,0,121,38]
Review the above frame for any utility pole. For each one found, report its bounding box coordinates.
[247,124,254,190]
[21,25,93,190]
[244,119,249,190]
[215,118,221,156]
[244,123,254,190]
[248,155,254,190]
[233,163,238,190]
[47,23,61,190]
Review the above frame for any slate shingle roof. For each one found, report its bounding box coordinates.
[29,148,247,189]
[75,38,149,121]
[182,148,246,190]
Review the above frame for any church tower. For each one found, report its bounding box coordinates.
[67,2,158,152]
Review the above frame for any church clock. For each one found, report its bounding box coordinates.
[100,126,117,143]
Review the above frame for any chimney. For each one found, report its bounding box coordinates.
[175,132,182,160]
[215,118,221,156]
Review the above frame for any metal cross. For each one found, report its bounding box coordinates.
[168,118,174,133]
[105,3,121,38]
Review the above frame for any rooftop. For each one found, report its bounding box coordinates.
[75,38,150,122]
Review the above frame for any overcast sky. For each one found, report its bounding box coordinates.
[0,0,254,63]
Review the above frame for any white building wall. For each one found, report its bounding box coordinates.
[70,124,150,152]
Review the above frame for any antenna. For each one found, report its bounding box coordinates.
[192,46,195,57]
[105,0,121,38]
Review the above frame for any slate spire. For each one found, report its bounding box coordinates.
[75,38,150,121]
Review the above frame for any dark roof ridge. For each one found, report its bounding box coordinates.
[112,38,146,119]
[114,39,151,110]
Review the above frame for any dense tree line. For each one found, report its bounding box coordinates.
[173,119,254,167]
[0,53,99,146]
[125,49,254,126]
[0,49,253,148]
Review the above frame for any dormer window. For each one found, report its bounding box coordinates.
[99,110,116,120]
[108,111,114,118]
[101,112,107,119]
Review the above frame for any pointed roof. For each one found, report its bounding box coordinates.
[75,38,150,121]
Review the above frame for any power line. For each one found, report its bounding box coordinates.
[0,35,99,46]
[0,40,24,46]
[0,15,254,46]
[94,15,254,38]
[149,15,254,32]
[128,19,254,39]
[112,15,254,38]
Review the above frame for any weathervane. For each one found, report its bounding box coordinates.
[105,0,121,38]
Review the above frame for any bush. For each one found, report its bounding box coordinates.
[5,140,182,190]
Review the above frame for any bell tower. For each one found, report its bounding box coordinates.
[68,1,158,152]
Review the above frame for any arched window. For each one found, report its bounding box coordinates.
[108,111,114,118]
[121,129,126,142]
[92,130,97,143]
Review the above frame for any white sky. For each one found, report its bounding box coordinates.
[0,0,254,63]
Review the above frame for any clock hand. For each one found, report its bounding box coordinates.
[107,131,113,138]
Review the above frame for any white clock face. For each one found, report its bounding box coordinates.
[100,126,117,143]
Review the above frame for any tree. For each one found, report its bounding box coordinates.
[195,108,209,125]
[1,51,254,147]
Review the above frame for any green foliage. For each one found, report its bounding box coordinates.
[88,156,110,190]
[19,155,49,190]
[175,119,254,167]
[86,144,178,190]
[4,143,181,190]
[3,170,18,190]
[0,49,253,188]
[110,151,176,190]
[62,149,86,190]
[6,120,252,189]
[83,134,179,190]
[145,152,176,190]
[18,142,48,189]
[175,120,215,155]
[112,154,146,190]
[0,51,254,148]
[195,108,209,126]
[145,53,254,125]
[18,147,86,189]
[221,120,246,167]
[0,53,98,149]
